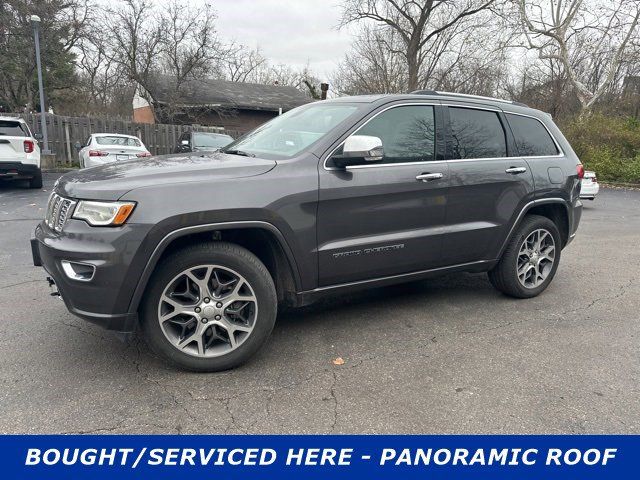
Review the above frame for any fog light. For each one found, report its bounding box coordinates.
[61,261,95,281]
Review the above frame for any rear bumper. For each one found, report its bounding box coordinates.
[0,162,40,180]
[579,182,600,199]
[30,221,146,332]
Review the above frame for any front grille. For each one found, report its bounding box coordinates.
[45,193,76,232]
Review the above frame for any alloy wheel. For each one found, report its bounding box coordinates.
[516,228,556,289]
[157,265,258,357]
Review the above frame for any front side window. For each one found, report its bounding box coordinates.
[448,107,507,159]
[222,103,360,159]
[345,105,436,165]
[506,113,559,157]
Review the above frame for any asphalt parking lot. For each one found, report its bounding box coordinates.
[1,174,638,434]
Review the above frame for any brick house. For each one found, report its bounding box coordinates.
[133,75,312,133]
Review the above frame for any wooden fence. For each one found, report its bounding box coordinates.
[14,113,242,166]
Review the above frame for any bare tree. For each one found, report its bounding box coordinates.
[518,0,640,112]
[104,0,164,93]
[340,0,496,91]
[158,0,224,88]
[225,45,268,82]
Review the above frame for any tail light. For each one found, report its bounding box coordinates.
[24,140,34,153]
[136,151,152,158]
[576,164,585,179]
[88,150,109,157]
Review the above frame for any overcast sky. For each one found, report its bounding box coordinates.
[204,0,354,80]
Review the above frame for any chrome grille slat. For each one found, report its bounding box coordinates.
[44,193,76,232]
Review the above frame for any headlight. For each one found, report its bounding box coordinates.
[72,200,136,226]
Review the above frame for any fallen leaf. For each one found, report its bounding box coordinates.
[332,357,345,366]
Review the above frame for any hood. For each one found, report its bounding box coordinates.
[57,152,276,200]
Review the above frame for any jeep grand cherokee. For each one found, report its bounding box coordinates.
[31,91,583,371]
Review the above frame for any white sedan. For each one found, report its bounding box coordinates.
[79,134,151,168]
[580,171,600,200]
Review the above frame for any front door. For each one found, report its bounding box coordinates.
[441,105,535,265]
[317,104,449,287]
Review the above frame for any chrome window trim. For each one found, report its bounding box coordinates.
[323,102,438,171]
[323,103,566,171]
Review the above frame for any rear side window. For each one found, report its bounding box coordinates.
[448,107,506,159]
[507,114,559,157]
[0,120,28,137]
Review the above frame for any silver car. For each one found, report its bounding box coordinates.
[79,134,151,168]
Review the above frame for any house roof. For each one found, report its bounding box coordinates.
[145,75,312,113]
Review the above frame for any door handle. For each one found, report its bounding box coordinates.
[505,167,527,175]
[416,172,443,182]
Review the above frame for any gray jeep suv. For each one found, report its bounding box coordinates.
[31,91,583,371]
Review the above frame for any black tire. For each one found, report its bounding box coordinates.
[488,214,561,299]
[28,169,43,189]
[141,242,277,372]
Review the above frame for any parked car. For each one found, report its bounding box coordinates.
[31,91,584,371]
[78,134,151,168]
[580,170,599,200]
[0,116,42,188]
[174,131,234,153]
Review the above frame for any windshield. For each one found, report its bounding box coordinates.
[222,103,359,159]
[193,133,233,148]
[0,120,28,137]
[96,136,141,147]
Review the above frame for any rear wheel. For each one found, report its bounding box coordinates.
[488,215,561,298]
[141,242,277,371]
[28,169,42,189]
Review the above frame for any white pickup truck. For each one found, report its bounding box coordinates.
[0,116,42,188]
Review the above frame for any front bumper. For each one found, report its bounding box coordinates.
[0,162,40,180]
[31,220,150,332]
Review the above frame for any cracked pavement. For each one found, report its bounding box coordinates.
[1,174,639,434]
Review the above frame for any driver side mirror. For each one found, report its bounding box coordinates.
[74,141,82,150]
[332,135,383,168]
[33,133,43,141]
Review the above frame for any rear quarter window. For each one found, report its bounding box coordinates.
[0,120,28,137]
[506,114,559,157]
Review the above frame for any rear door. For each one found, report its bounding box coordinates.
[317,103,449,286]
[0,119,28,162]
[442,104,535,265]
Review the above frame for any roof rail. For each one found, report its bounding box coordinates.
[410,90,528,107]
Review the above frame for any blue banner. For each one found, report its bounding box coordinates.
[1,435,637,479]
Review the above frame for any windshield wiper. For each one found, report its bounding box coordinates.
[223,149,255,157]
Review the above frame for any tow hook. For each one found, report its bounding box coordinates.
[46,276,61,299]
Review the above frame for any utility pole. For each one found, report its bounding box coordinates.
[30,15,50,154]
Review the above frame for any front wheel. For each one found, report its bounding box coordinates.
[488,215,561,299]
[141,242,277,371]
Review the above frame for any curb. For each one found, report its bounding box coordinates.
[42,168,77,174]
[601,182,640,191]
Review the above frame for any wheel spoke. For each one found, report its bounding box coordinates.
[159,295,193,321]
[186,266,213,300]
